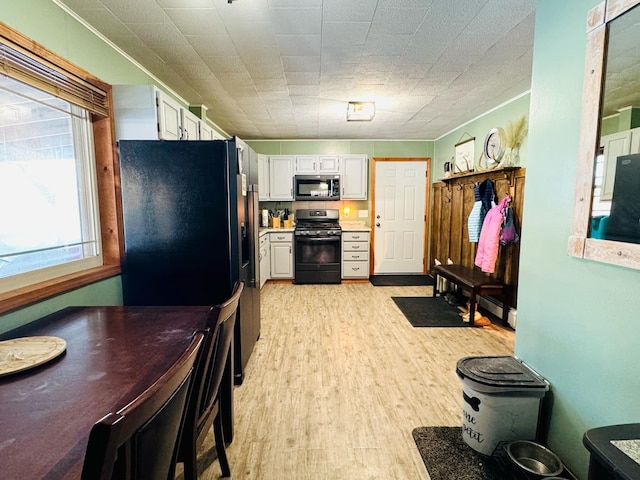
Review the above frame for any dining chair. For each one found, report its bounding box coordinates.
[81,332,205,480]
[177,281,244,479]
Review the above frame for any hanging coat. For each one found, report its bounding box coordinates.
[475,195,511,273]
[467,179,496,242]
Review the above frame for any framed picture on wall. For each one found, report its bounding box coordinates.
[454,137,475,173]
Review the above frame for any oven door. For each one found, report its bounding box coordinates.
[294,235,341,284]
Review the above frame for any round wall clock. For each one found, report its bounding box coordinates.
[483,128,504,164]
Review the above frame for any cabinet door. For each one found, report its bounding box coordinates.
[181,110,200,140]
[259,244,270,288]
[318,155,340,173]
[270,242,292,278]
[341,154,368,199]
[258,154,270,200]
[269,156,294,200]
[295,155,318,174]
[156,91,182,140]
[601,131,631,200]
[200,122,214,140]
[112,85,160,140]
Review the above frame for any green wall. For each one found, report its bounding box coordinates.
[433,94,530,182]
[517,1,640,478]
[0,277,123,334]
[247,139,433,158]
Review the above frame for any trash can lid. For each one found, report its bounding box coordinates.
[456,356,548,390]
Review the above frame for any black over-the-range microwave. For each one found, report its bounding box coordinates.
[294,175,340,201]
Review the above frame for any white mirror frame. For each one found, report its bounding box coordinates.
[569,0,640,270]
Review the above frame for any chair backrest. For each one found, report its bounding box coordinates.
[81,332,205,480]
[183,281,244,446]
[199,281,244,431]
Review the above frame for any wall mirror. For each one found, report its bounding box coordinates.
[569,0,640,270]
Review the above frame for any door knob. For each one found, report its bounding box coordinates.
[376,223,381,227]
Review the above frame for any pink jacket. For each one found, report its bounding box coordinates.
[475,196,510,273]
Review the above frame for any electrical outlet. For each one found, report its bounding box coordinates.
[358,210,368,218]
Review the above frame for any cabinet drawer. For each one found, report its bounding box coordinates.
[270,232,293,242]
[343,241,368,252]
[342,261,369,277]
[259,234,269,248]
[343,251,368,261]
[342,231,368,242]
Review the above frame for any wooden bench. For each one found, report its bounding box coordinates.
[432,264,509,326]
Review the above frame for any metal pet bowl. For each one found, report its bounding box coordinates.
[506,440,563,477]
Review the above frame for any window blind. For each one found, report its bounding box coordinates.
[0,39,109,117]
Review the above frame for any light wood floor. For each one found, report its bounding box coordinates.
[187,281,514,479]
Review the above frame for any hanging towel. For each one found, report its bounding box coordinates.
[467,179,496,242]
[475,195,511,273]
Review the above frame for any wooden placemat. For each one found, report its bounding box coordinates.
[0,336,66,377]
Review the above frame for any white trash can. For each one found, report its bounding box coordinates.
[456,356,549,456]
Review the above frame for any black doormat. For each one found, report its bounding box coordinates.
[412,426,578,480]
[412,426,504,480]
[392,296,469,327]
[369,274,434,286]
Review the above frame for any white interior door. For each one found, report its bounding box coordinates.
[373,161,427,274]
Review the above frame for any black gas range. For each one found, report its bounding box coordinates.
[293,209,342,284]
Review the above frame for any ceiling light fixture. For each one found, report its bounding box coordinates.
[347,101,375,121]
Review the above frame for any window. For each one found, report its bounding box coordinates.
[0,76,102,289]
[0,22,120,314]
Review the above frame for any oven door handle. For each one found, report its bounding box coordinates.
[295,236,341,242]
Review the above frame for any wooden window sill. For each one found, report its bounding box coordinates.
[0,265,121,315]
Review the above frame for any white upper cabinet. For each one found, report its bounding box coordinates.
[180,108,200,140]
[294,155,340,174]
[341,154,368,199]
[318,155,340,173]
[294,155,317,174]
[156,91,182,140]
[269,155,294,200]
[199,122,215,140]
[112,85,202,141]
[112,85,160,140]
[258,154,270,201]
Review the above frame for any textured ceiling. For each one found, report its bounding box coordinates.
[602,4,640,118]
[56,0,536,140]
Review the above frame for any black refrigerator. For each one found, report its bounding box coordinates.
[117,139,261,392]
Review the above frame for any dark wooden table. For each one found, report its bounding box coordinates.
[0,306,226,479]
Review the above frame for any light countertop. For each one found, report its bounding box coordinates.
[260,227,294,236]
[340,221,371,231]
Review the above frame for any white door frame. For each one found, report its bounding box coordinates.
[370,157,431,275]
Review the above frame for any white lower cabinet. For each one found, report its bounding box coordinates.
[342,230,370,278]
[259,233,270,288]
[270,232,293,279]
